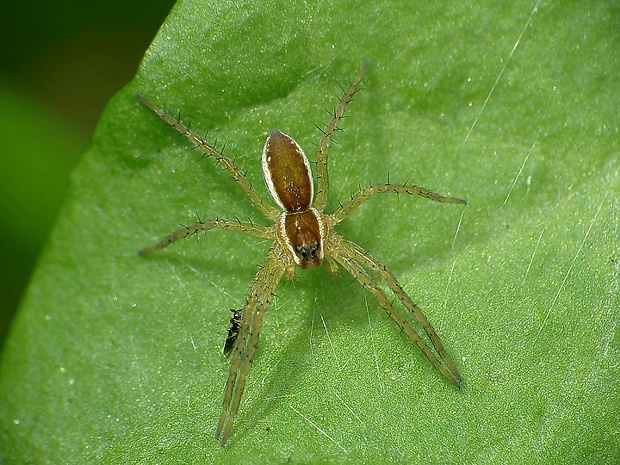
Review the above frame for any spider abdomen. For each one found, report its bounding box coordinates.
[262,130,314,212]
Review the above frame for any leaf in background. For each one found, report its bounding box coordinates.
[1,1,618,463]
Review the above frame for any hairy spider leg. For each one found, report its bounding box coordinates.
[330,246,460,386]
[335,237,462,386]
[135,93,279,221]
[314,62,370,210]
[139,219,271,255]
[323,179,465,386]
[216,244,286,446]
[329,183,466,226]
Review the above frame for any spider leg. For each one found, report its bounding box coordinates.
[139,219,271,255]
[314,62,370,210]
[330,183,466,226]
[332,235,462,387]
[216,245,286,446]
[136,93,279,221]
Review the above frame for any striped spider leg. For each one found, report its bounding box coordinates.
[137,62,465,447]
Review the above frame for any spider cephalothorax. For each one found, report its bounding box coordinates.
[137,62,465,446]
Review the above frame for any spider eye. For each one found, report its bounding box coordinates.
[295,241,320,260]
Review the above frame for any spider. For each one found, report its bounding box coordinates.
[136,62,465,446]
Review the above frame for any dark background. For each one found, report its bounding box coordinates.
[0,0,176,349]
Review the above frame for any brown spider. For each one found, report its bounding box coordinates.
[136,62,465,446]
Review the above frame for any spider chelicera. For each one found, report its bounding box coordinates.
[136,62,465,446]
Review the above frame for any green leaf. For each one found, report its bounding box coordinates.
[2,1,618,463]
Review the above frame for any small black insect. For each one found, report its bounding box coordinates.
[223,309,242,357]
